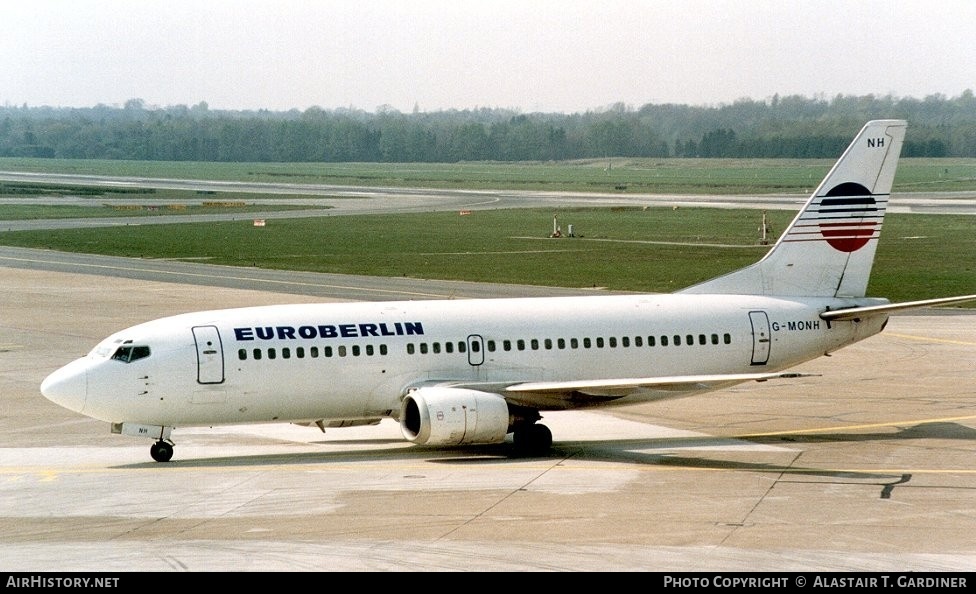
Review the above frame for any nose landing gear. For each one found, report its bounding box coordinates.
[150,440,174,462]
[111,423,175,462]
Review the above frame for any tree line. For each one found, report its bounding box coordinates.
[2,92,975,162]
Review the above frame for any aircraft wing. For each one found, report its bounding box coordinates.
[821,294,976,321]
[438,371,817,410]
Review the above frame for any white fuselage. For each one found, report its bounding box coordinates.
[41,293,888,428]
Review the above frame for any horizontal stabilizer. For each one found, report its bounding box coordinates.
[821,294,976,321]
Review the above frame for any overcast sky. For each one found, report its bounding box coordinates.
[2,1,974,114]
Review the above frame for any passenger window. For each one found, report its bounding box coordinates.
[609,337,617,348]
[380,344,388,355]
[517,340,525,351]
[531,339,539,350]
[596,337,604,348]
[282,348,291,359]
[583,338,591,348]
[238,348,247,361]
[366,345,374,356]
[557,338,565,349]
[407,343,415,355]
[338,346,347,357]
[570,338,578,349]
[253,349,262,360]
[352,345,361,356]
[268,348,277,360]
[311,346,319,357]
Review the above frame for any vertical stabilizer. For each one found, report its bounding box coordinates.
[679,120,907,298]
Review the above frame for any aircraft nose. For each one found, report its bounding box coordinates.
[40,359,88,414]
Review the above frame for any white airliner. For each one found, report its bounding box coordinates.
[41,120,976,462]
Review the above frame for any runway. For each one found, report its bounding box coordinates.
[3,170,976,233]
[2,251,976,571]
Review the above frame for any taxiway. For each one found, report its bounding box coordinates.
[1,250,975,571]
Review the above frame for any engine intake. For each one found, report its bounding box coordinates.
[400,387,510,446]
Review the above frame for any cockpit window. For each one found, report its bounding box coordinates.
[111,345,151,363]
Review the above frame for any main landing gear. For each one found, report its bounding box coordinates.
[512,423,553,456]
[150,440,174,462]
[508,405,553,456]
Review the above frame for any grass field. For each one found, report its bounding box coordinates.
[1,206,973,303]
[0,182,330,219]
[1,157,974,305]
[3,156,976,194]
[0,202,328,220]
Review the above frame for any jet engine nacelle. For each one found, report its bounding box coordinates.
[399,387,510,446]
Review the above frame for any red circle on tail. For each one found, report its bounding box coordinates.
[818,182,876,252]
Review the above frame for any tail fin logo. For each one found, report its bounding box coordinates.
[785,182,886,253]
